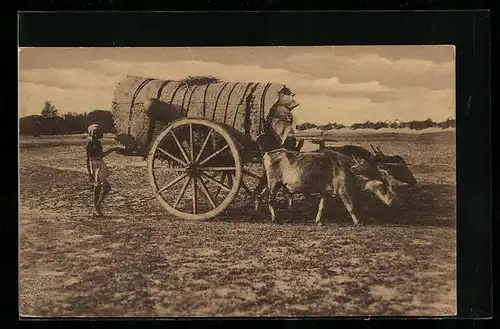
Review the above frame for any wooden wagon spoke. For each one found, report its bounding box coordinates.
[199,166,236,171]
[147,117,243,221]
[170,130,190,163]
[157,147,187,167]
[240,179,253,195]
[243,169,262,180]
[194,129,214,162]
[201,172,231,192]
[192,176,197,214]
[161,167,186,172]
[157,173,188,195]
[230,171,251,197]
[198,144,230,166]
[214,172,226,199]
[189,123,194,161]
[174,176,191,209]
[197,177,216,209]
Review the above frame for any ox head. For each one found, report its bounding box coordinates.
[370,144,418,186]
[350,156,397,206]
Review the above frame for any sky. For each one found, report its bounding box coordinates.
[18,46,455,125]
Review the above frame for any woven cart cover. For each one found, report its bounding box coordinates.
[111,75,297,148]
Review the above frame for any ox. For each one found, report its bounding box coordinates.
[261,148,396,226]
[317,142,418,187]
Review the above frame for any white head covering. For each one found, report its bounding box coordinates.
[88,124,101,135]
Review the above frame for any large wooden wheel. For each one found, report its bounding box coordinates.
[147,118,243,220]
[228,161,266,211]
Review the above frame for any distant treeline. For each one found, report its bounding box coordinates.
[296,118,456,131]
[19,102,456,137]
[19,102,115,137]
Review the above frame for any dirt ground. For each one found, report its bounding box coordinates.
[19,132,457,317]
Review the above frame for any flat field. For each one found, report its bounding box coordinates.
[19,130,457,317]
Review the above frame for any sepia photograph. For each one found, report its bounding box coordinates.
[19,46,456,317]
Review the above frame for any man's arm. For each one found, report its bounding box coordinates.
[101,147,120,158]
[85,142,92,179]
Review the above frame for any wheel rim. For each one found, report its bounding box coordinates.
[147,118,243,220]
[227,160,265,211]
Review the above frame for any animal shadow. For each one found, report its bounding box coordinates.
[348,183,456,227]
[233,183,456,227]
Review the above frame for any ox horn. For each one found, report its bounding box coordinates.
[370,144,378,155]
[376,145,385,156]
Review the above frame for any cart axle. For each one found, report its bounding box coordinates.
[185,162,201,177]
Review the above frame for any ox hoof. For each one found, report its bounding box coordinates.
[353,222,361,227]
[316,222,323,227]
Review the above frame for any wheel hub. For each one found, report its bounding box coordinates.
[185,162,200,177]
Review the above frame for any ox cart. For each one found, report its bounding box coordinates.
[111,75,300,220]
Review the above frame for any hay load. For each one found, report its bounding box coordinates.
[111,75,300,154]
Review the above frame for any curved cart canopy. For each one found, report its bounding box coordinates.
[111,75,299,150]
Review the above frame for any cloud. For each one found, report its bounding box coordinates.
[88,59,392,97]
[293,88,455,125]
[19,67,119,90]
[18,82,111,117]
[18,46,330,71]
[88,59,309,84]
[330,45,455,63]
[19,47,119,71]
[297,77,390,97]
[18,55,455,125]
[284,52,455,89]
[293,95,376,125]
[19,46,455,90]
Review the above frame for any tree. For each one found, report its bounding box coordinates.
[360,121,375,129]
[63,112,87,134]
[437,118,456,129]
[372,121,388,130]
[40,101,58,119]
[422,118,436,129]
[318,123,333,131]
[19,115,42,136]
[40,101,63,135]
[389,120,400,129]
[296,122,317,131]
[86,109,115,133]
[406,118,436,130]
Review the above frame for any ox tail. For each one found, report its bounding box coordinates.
[330,157,346,196]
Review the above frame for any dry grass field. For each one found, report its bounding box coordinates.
[19,131,457,317]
